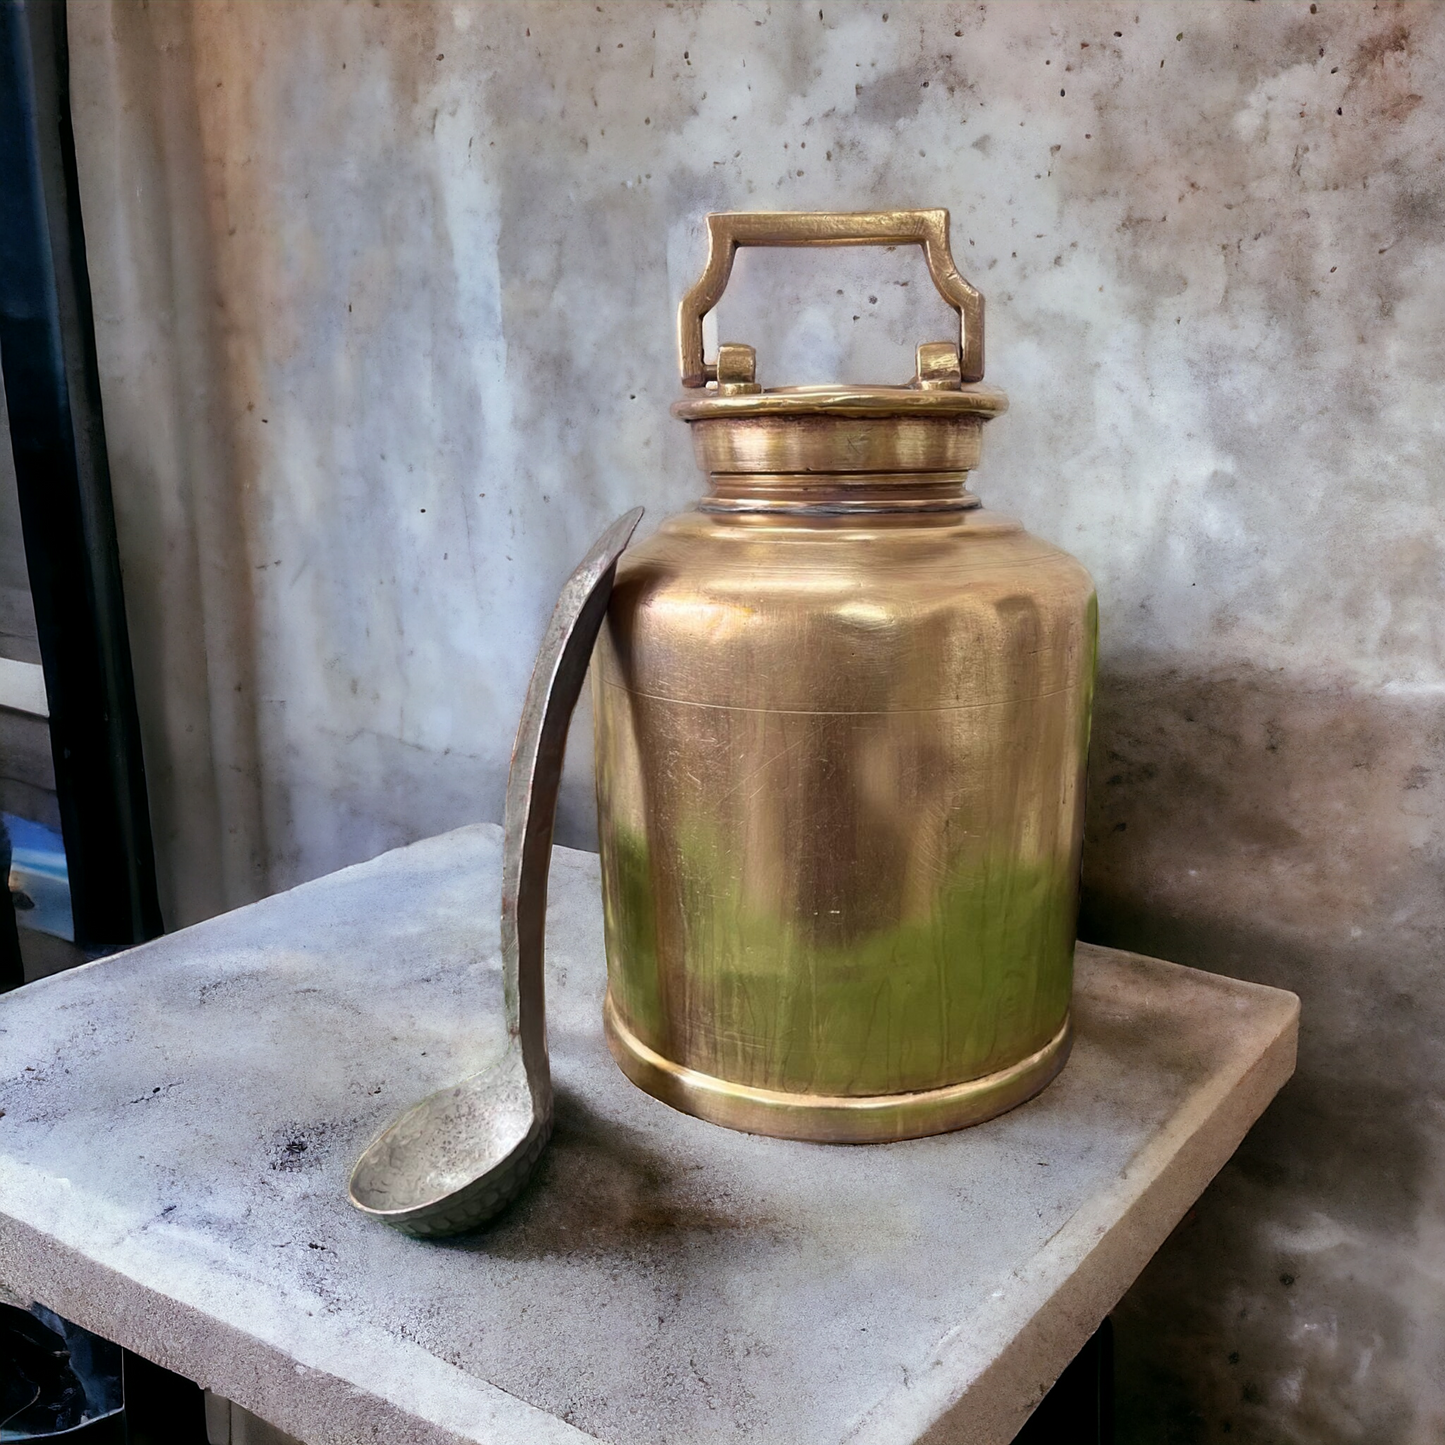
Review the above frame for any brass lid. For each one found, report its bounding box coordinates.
[671,210,1008,441]
[672,380,1009,422]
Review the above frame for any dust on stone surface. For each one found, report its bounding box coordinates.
[268,1121,338,1174]
[0,827,1292,1445]
[456,1087,787,1263]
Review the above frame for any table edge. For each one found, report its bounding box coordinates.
[843,969,1300,1445]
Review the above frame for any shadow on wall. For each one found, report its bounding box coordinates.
[1079,661,1445,1444]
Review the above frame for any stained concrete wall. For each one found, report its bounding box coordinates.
[66,2,1444,1440]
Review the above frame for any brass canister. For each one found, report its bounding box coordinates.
[593,211,1097,1143]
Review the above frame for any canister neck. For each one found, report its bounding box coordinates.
[701,472,980,516]
[680,398,1001,515]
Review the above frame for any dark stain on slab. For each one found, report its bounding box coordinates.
[456,1088,784,1263]
[269,1120,337,1174]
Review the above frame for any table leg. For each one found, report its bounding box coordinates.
[1011,1318,1114,1444]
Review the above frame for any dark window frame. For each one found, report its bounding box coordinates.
[0,0,161,954]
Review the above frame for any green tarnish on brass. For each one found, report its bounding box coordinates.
[598,805,1078,1100]
[597,821,665,1048]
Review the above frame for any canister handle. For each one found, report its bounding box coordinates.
[678,209,984,388]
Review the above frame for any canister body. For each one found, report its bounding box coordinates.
[592,500,1097,1142]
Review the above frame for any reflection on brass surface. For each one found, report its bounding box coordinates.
[594,211,1096,1142]
[684,413,991,476]
[701,473,981,516]
[605,994,1073,1144]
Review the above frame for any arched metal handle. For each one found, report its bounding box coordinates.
[677,209,984,389]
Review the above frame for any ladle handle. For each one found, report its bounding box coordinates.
[501,508,643,1088]
[678,209,984,388]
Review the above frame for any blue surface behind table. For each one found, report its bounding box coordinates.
[3,814,72,943]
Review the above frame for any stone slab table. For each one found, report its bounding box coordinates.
[0,825,1298,1445]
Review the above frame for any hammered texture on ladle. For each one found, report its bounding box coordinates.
[347,509,642,1237]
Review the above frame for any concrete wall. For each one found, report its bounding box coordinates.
[67,2,1444,1439]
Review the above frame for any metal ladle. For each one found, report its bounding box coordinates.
[347,508,643,1237]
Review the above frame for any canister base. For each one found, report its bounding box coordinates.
[603,992,1072,1144]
